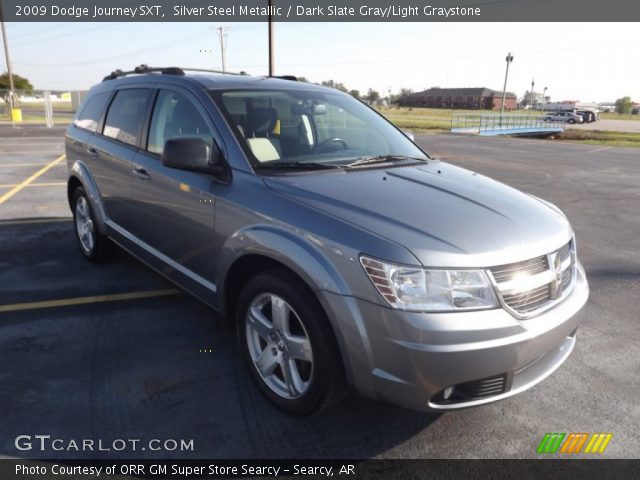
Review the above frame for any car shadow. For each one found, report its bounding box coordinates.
[0,220,440,460]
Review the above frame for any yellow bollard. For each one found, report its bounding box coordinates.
[11,108,23,122]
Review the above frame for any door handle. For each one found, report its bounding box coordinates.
[132,165,150,180]
[86,147,98,156]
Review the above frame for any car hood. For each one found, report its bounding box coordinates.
[264,162,573,268]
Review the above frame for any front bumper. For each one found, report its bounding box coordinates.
[319,262,589,412]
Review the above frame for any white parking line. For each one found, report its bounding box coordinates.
[585,146,613,154]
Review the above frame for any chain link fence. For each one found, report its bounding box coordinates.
[0,89,87,127]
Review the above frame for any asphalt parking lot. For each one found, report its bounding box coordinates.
[0,126,638,459]
[570,118,640,133]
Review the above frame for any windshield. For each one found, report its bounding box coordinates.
[210,88,428,168]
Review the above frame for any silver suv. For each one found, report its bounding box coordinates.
[66,66,589,415]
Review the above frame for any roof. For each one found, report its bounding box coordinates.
[189,74,325,91]
[96,66,327,92]
[409,87,516,98]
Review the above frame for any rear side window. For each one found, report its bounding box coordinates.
[147,90,213,155]
[103,89,150,146]
[74,92,110,132]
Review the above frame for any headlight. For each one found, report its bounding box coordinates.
[360,256,498,312]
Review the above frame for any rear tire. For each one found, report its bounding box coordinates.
[236,268,346,416]
[72,187,112,262]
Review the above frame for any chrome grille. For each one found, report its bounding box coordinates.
[489,240,575,318]
[557,242,571,262]
[490,255,548,283]
[502,284,551,313]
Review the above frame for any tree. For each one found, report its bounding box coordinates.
[615,96,633,114]
[366,88,380,103]
[348,89,360,99]
[320,80,348,93]
[0,72,34,107]
[396,88,414,106]
[297,76,309,83]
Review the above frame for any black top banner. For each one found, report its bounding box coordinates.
[1,0,639,22]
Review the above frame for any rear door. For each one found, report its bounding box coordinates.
[66,90,112,171]
[127,86,225,297]
[90,87,153,232]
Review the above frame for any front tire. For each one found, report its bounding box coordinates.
[236,269,346,416]
[72,187,111,262]
[568,119,576,124]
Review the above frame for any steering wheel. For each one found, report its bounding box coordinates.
[312,138,348,154]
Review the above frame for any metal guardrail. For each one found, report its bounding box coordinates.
[451,114,566,136]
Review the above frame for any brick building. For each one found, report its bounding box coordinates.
[399,87,517,110]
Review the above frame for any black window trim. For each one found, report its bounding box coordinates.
[142,84,227,161]
[100,86,154,150]
[73,90,115,134]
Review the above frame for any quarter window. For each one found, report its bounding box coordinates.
[147,90,213,155]
[103,89,150,146]
[74,92,110,132]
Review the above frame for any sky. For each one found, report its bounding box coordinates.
[1,21,638,103]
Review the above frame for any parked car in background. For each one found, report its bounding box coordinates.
[65,65,589,416]
[543,111,584,124]
[576,110,599,123]
[632,107,639,115]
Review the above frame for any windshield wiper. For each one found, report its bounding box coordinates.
[346,155,427,168]
[254,161,342,171]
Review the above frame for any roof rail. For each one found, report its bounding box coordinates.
[180,67,249,76]
[103,64,184,81]
[102,65,250,82]
[272,75,298,81]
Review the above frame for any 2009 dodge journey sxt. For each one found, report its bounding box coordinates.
[65,65,589,415]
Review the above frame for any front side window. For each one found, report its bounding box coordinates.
[74,92,110,132]
[212,89,427,167]
[103,89,150,147]
[147,90,214,155]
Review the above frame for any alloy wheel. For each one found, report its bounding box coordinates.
[245,293,314,399]
[75,196,95,254]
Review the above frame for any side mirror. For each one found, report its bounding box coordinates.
[402,130,415,142]
[161,138,225,175]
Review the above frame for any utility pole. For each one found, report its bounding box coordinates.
[268,0,274,76]
[500,52,514,119]
[542,86,548,110]
[217,27,227,73]
[530,79,535,110]
[0,3,15,111]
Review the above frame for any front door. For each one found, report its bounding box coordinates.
[127,87,225,300]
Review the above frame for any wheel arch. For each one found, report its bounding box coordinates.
[218,225,353,319]
[217,226,362,384]
[67,161,108,235]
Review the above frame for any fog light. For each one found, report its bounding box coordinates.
[443,386,455,400]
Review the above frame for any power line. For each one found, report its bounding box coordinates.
[8,22,68,40]
[11,23,125,47]
[13,29,212,68]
